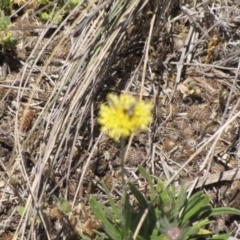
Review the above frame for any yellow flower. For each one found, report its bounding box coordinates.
[98,93,153,141]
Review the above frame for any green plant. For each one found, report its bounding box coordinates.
[87,93,153,240]
[0,11,17,49]
[66,0,80,10]
[53,195,72,216]
[38,0,80,24]
[36,0,50,4]
[17,195,72,227]
[89,166,240,240]
[39,10,63,24]
[87,93,240,239]
[0,12,11,32]
[0,0,12,14]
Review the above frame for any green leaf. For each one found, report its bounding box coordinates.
[17,206,25,217]
[0,11,10,31]
[158,185,169,205]
[121,191,133,239]
[184,225,200,236]
[191,218,211,229]
[128,182,149,236]
[94,230,110,240]
[156,179,164,192]
[56,197,72,216]
[67,0,80,10]
[210,207,240,217]
[129,182,148,208]
[175,185,187,212]
[138,166,156,201]
[150,228,160,239]
[129,182,156,237]
[101,202,117,222]
[181,193,210,224]
[90,195,121,240]
[184,191,207,213]
[102,180,120,220]
[191,205,212,222]
[39,12,50,23]
[209,233,231,240]
[79,234,91,240]
[189,219,216,236]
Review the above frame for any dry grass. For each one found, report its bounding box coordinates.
[1,0,240,239]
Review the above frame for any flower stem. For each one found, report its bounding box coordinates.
[120,136,129,233]
[120,136,126,194]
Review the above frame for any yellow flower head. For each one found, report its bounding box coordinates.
[98,93,153,141]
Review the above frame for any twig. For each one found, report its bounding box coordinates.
[176,168,240,193]
[175,26,194,84]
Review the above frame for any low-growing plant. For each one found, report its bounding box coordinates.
[17,195,72,228]
[0,11,16,49]
[38,0,80,24]
[89,166,240,240]
[39,10,63,24]
[0,0,81,50]
[85,93,240,240]
[0,0,12,14]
